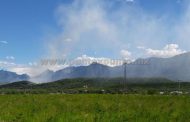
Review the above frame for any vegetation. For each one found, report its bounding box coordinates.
[0,94,189,122]
[0,77,189,94]
[0,78,189,121]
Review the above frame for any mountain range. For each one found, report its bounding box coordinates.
[34,52,190,82]
[1,52,190,83]
[0,70,29,83]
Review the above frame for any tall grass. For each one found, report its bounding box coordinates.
[0,94,189,122]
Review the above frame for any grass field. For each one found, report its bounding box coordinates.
[0,94,189,122]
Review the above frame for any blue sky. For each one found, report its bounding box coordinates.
[0,0,72,63]
[1,0,190,75]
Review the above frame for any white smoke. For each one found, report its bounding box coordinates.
[46,0,173,59]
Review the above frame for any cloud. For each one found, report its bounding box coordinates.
[0,60,44,77]
[8,0,190,82]
[47,0,119,58]
[125,0,134,2]
[4,0,190,77]
[120,49,132,59]
[0,61,15,67]
[6,56,15,60]
[71,55,123,67]
[117,0,134,2]
[46,0,171,59]
[1,59,68,77]
[137,46,145,49]
[175,1,190,49]
[9,66,49,77]
[65,38,72,42]
[0,41,8,44]
[145,44,186,58]
[4,54,123,77]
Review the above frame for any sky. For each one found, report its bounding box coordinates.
[0,0,190,76]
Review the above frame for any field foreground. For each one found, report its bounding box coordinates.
[0,94,189,122]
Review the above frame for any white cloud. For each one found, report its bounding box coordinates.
[137,46,145,49]
[0,41,8,44]
[145,44,186,58]
[28,62,37,66]
[0,60,45,77]
[117,0,134,2]
[1,54,123,77]
[9,66,41,76]
[6,56,15,60]
[71,55,123,67]
[46,0,120,58]
[125,0,134,2]
[65,38,72,42]
[120,49,132,59]
[0,61,15,67]
[45,0,174,60]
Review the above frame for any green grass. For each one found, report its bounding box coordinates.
[0,94,189,122]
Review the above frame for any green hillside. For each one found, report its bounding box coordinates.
[0,78,189,94]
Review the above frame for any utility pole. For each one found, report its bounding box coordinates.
[178,80,181,91]
[123,61,127,89]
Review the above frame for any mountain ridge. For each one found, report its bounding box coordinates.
[0,70,30,83]
[48,52,190,82]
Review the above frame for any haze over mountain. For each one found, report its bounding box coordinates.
[30,70,54,83]
[0,70,29,83]
[119,52,190,81]
[1,52,190,83]
[28,52,190,82]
